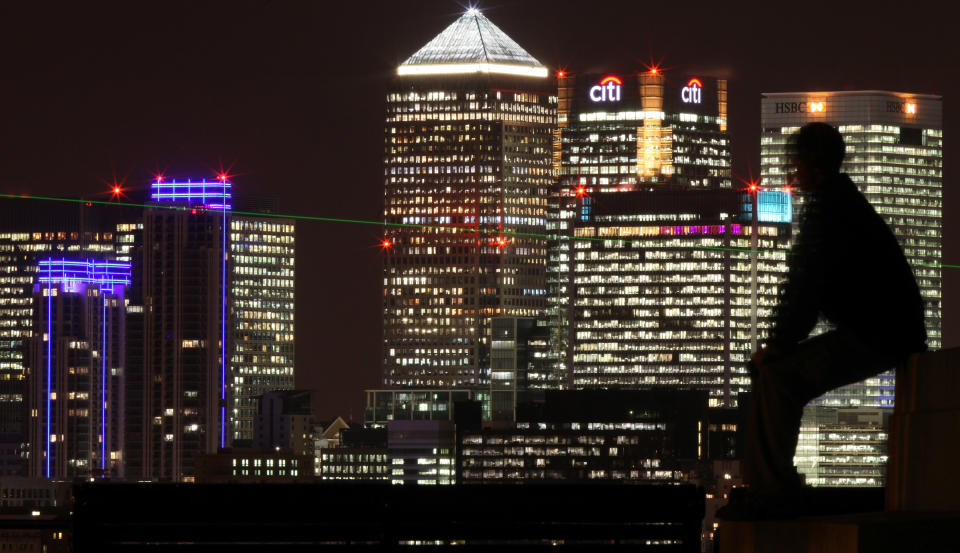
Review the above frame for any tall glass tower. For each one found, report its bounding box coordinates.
[382,9,556,388]
[550,68,734,390]
[760,91,942,408]
[229,216,295,442]
[133,179,232,481]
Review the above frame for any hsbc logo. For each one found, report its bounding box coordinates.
[775,101,827,114]
[887,101,917,114]
[681,78,703,104]
[589,76,622,102]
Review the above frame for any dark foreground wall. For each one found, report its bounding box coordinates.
[73,482,704,552]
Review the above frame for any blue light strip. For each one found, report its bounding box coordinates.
[101,295,107,475]
[45,282,51,479]
[150,180,232,211]
[220,205,227,448]
[37,259,132,288]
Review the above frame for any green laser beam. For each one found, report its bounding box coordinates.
[2,192,955,269]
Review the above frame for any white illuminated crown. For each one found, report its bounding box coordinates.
[397,10,547,78]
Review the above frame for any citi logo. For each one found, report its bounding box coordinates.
[681,78,703,104]
[589,76,622,102]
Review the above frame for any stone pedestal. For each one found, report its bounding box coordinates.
[887,349,960,511]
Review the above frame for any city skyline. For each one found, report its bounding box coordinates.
[1,0,956,419]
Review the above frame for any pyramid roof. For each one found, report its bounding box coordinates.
[397,9,547,78]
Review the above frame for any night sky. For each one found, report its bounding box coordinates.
[1,1,955,420]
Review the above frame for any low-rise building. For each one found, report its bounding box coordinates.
[195,448,313,484]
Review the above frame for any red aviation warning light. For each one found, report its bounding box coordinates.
[380,238,393,250]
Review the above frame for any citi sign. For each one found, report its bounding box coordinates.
[589,76,622,102]
[681,78,703,104]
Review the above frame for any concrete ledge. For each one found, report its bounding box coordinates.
[717,511,960,553]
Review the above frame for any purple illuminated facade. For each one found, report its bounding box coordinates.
[28,259,130,479]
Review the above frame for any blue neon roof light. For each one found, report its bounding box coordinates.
[37,259,132,288]
[150,179,232,210]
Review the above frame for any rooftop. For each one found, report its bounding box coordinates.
[397,9,547,78]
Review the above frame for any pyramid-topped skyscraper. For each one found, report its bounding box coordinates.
[381,10,557,393]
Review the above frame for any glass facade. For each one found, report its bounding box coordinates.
[550,70,736,392]
[383,12,556,388]
[794,407,888,487]
[136,192,229,481]
[229,217,295,442]
[0,215,120,477]
[563,191,790,407]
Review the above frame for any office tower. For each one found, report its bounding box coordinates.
[794,407,889,487]
[564,189,791,407]
[550,69,733,388]
[556,69,730,190]
[28,258,130,479]
[760,91,943,407]
[382,9,556,388]
[0,200,130,476]
[229,216,295,442]
[132,178,231,481]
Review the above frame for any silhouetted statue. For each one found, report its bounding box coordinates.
[722,122,927,519]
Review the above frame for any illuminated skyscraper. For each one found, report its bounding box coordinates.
[0,200,130,477]
[382,10,556,387]
[130,179,231,481]
[229,216,295,442]
[555,69,730,191]
[760,91,943,408]
[550,68,734,389]
[28,259,130,479]
[564,189,791,406]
